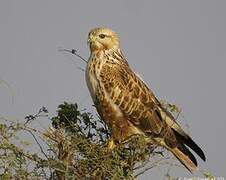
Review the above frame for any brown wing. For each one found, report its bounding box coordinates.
[100,63,205,172]
[99,62,175,141]
[99,62,206,169]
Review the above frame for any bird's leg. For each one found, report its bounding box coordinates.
[107,138,116,151]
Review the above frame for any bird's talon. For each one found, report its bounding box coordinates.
[107,139,116,151]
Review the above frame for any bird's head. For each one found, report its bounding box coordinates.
[88,28,120,52]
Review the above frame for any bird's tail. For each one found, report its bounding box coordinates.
[158,107,206,172]
[170,144,198,172]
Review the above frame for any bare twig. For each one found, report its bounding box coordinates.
[25,128,49,160]
[24,107,48,126]
[134,157,171,178]
[58,48,88,64]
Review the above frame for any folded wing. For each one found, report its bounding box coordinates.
[100,62,205,172]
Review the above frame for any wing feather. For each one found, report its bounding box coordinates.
[99,61,206,169]
[100,62,165,135]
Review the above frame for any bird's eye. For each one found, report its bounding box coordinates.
[99,34,106,39]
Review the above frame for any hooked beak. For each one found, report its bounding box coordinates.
[87,37,94,45]
[87,38,94,50]
[87,38,91,44]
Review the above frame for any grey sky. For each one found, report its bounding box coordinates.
[0,0,225,179]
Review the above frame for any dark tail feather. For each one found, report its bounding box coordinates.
[173,129,206,161]
[179,143,197,167]
[171,144,197,172]
[183,136,206,161]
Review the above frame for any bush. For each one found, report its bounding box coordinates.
[0,102,211,179]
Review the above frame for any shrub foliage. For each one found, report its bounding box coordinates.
[0,102,203,179]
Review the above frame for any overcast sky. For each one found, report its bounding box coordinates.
[0,0,225,179]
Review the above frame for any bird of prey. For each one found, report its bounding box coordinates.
[86,27,206,172]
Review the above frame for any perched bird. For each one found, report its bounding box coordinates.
[86,27,206,172]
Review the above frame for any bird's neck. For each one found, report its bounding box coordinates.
[90,48,128,65]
